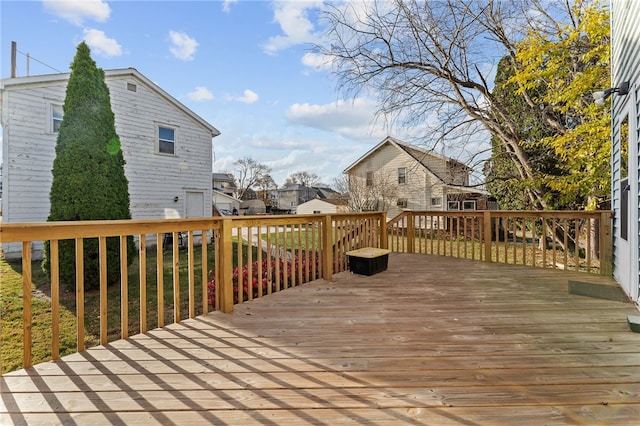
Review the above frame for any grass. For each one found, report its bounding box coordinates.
[1,241,257,374]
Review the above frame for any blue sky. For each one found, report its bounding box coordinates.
[1,0,489,186]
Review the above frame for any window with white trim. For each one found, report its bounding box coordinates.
[448,201,460,210]
[398,167,406,184]
[51,104,63,133]
[158,126,175,155]
[463,200,476,210]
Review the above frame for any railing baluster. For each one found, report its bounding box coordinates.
[274,226,281,291]
[22,241,33,368]
[121,235,129,339]
[188,230,195,317]
[202,228,208,314]
[574,219,580,271]
[156,232,164,327]
[75,238,84,352]
[247,225,253,300]
[139,234,147,333]
[50,240,60,360]
[237,225,244,301]
[586,218,592,273]
[282,224,288,287]
[297,224,303,286]
[257,225,263,298]
[266,225,273,295]
[563,219,569,270]
[172,231,180,323]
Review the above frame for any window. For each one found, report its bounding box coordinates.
[127,83,137,92]
[448,201,460,210]
[366,171,373,187]
[51,104,63,133]
[463,200,476,210]
[158,126,175,155]
[621,178,629,240]
[620,114,629,240]
[398,167,406,184]
[397,199,408,208]
[431,197,442,207]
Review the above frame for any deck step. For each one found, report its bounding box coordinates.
[568,279,629,302]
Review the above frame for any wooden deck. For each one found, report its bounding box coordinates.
[2,254,640,425]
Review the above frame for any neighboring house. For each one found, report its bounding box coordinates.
[314,186,341,200]
[212,190,240,216]
[272,184,319,214]
[1,68,220,258]
[610,0,639,303]
[343,136,489,218]
[212,173,236,197]
[297,198,349,215]
[240,199,266,216]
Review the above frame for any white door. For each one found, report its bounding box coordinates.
[186,191,204,218]
[614,102,636,301]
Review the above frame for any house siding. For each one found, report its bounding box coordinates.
[346,139,466,218]
[1,69,217,258]
[296,199,347,215]
[611,0,640,302]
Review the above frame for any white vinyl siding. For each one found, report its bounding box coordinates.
[611,0,640,301]
[1,70,215,260]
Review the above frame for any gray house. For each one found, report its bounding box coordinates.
[610,0,639,303]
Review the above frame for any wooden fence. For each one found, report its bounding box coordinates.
[0,212,385,371]
[387,210,612,275]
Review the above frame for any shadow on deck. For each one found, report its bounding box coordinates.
[2,254,640,425]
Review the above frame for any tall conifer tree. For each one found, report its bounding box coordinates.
[43,42,135,290]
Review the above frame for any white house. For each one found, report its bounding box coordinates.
[1,68,220,258]
[344,136,490,218]
[297,198,349,215]
[610,0,639,303]
[212,190,240,216]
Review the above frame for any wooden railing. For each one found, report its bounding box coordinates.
[0,212,385,372]
[387,210,612,275]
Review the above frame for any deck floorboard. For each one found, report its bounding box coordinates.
[2,254,640,425]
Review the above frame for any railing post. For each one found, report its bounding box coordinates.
[406,212,415,253]
[322,214,333,281]
[219,218,234,313]
[379,212,388,249]
[599,211,613,276]
[483,210,492,263]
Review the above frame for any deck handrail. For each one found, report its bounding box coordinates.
[0,212,386,372]
[386,210,612,276]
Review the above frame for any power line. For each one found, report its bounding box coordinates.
[15,48,64,74]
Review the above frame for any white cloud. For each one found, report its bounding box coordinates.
[187,86,214,101]
[301,52,332,71]
[262,1,323,55]
[82,28,122,57]
[286,97,382,140]
[222,0,238,13]
[236,89,259,104]
[168,30,198,61]
[42,0,110,25]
